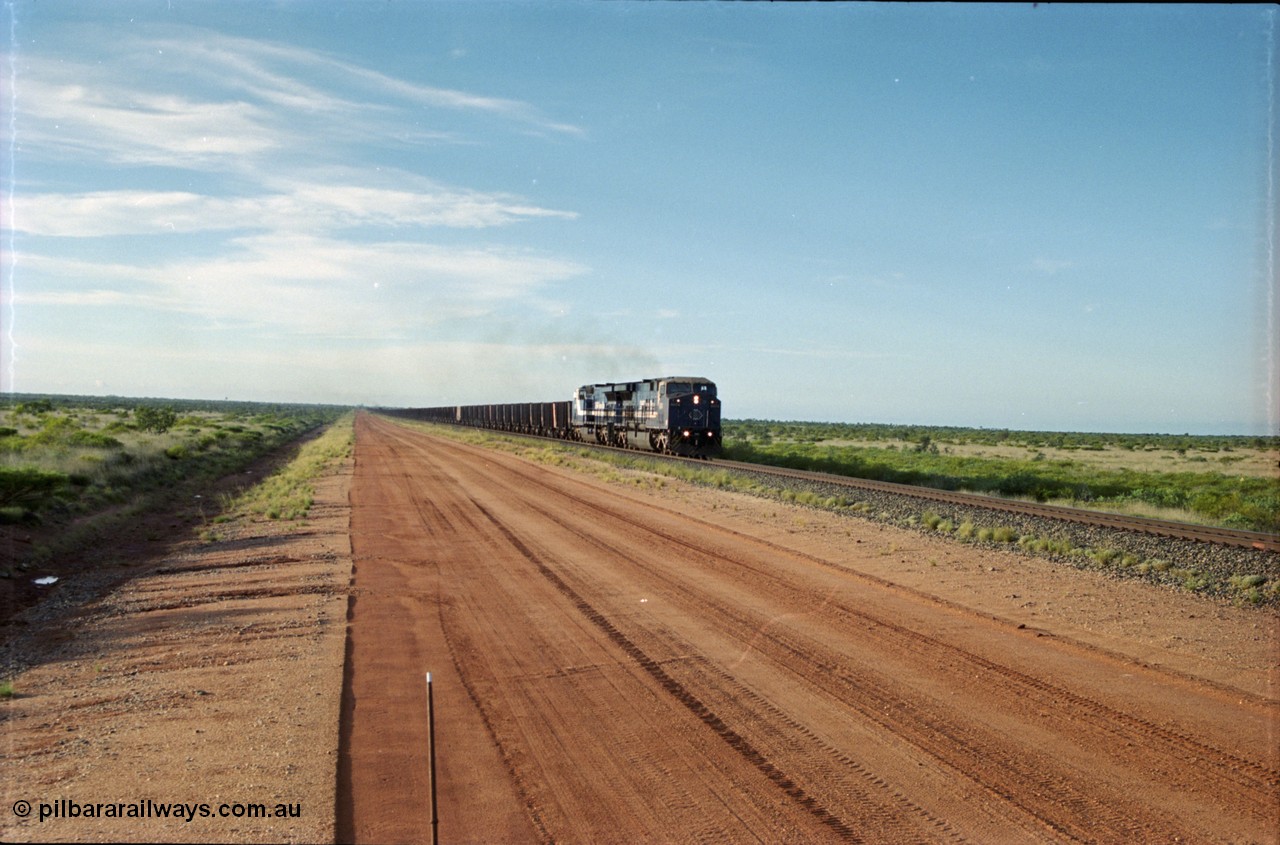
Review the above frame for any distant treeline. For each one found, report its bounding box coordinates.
[1,393,353,419]
[726,419,1279,453]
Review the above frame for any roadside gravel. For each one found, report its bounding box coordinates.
[684,463,1280,603]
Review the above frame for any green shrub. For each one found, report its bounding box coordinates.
[135,405,178,433]
[0,467,69,508]
[65,430,123,448]
[15,400,53,414]
[1088,548,1120,567]
[0,506,32,524]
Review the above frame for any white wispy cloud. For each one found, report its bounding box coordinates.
[6,21,597,400]
[18,72,279,167]
[10,26,581,171]
[151,30,583,131]
[18,234,587,337]
[8,24,588,320]
[11,178,577,237]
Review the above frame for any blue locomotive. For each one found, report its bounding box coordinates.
[389,376,721,458]
[572,376,720,456]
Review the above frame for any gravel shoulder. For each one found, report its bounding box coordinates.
[668,481,1279,702]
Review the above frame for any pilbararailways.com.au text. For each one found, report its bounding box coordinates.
[12,798,301,824]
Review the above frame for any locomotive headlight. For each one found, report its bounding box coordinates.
[692,395,700,405]
[682,430,691,438]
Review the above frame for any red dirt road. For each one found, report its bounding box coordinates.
[341,414,1279,843]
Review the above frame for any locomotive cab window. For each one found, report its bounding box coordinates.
[664,382,715,396]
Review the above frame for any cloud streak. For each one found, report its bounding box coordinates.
[19,234,587,337]
[18,71,280,168]
[11,179,577,237]
[11,27,582,172]
[7,22,590,369]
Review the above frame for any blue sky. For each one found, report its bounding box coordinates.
[3,2,1276,434]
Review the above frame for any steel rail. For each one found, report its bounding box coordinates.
[707,457,1279,553]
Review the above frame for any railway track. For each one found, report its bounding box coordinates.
[705,457,1280,553]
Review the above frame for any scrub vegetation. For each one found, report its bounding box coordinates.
[1,395,348,569]
[723,420,1280,533]
[224,411,354,520]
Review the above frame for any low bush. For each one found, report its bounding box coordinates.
[0,467,69,509]
[229,413,353,521]
[991,526,1018,543]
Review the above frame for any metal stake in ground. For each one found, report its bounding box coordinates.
[426,672,439,845]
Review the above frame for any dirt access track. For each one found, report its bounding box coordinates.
[4,412,1278,843]
[343,414,1279,843]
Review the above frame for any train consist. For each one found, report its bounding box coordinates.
[386,376,722,457]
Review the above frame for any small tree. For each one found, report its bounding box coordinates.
[14,399,54,415]
[135,405,177,433]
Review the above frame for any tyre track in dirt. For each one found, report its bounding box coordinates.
[453,469,971,842]
[466,496,879,843]
[432,423,982,841]
[340,423,546,844]
[345,415,1279,843]
[439,433,1277,840]
[345,416,848,843]
[431,441,1167,841]
[464,440,1280,806]
[530,478,1278,811]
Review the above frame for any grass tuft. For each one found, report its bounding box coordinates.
[230,414,353,521]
